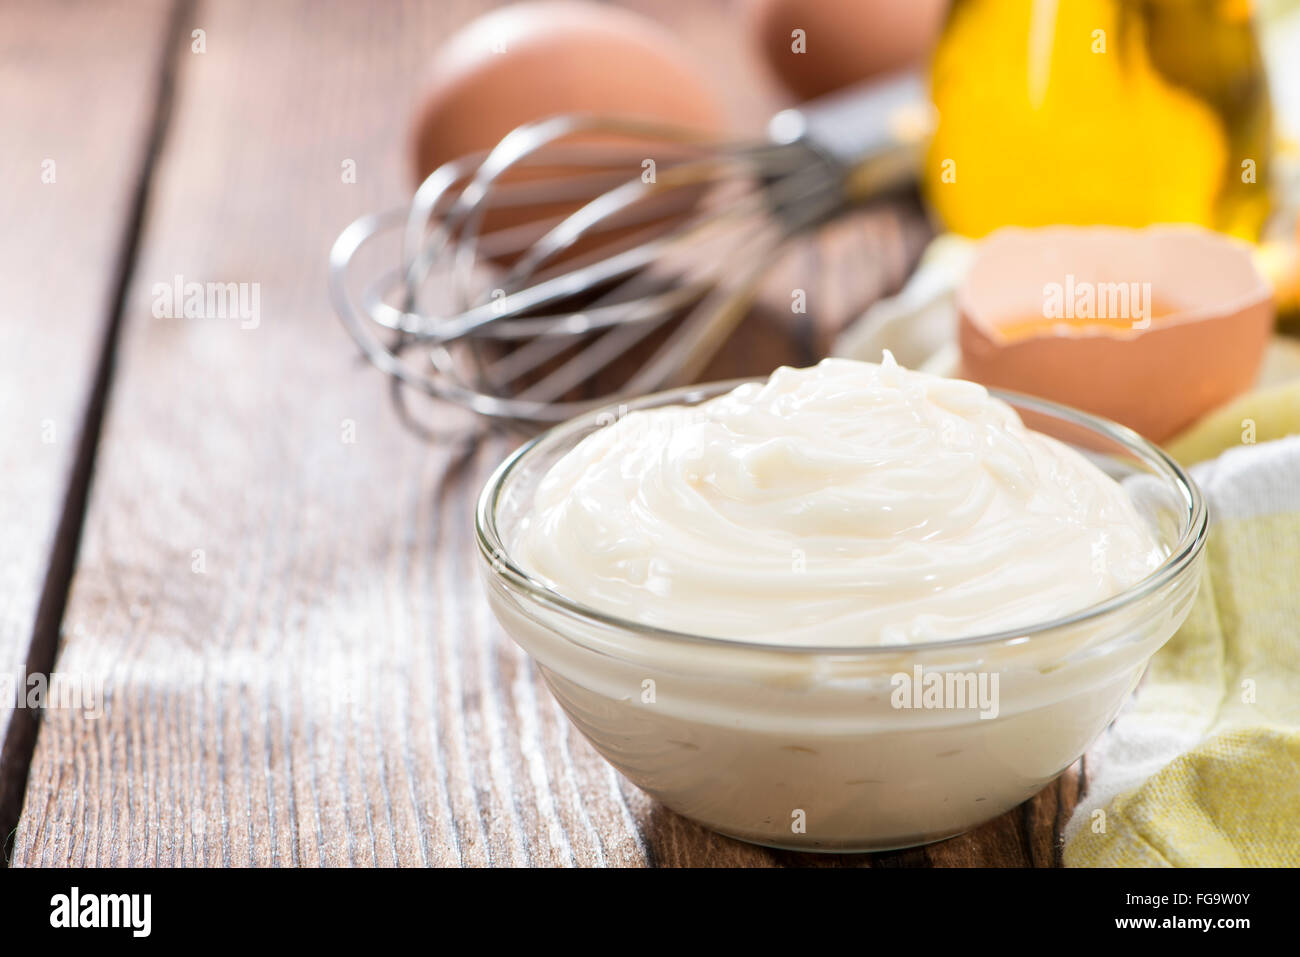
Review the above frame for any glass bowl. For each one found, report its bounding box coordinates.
[475,380,1208,852]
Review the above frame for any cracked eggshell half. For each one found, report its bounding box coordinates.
[957,226,1274,442]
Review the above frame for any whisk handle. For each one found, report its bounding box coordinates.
[768,71,935,204]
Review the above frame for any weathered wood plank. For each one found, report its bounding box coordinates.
[11,0,1067,867]
[0,0,176,855]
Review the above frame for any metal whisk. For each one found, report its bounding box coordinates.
[329,72,931,425]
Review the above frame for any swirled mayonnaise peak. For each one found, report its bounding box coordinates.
[513,354,1166,646]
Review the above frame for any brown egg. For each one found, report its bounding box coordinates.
[957,227,1274,443]
[745,0,946,101]
[409,1,726,184]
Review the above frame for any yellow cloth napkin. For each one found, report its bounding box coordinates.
[1063,428,1300,866]
[1166,380,1300,466]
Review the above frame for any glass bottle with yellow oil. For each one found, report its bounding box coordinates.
[924,0,1274,239]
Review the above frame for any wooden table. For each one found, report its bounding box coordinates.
[2,0,1082,867]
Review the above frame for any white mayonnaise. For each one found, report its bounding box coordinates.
[514,354,1164,646]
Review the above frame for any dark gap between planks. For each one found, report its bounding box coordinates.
[0,0,195,866]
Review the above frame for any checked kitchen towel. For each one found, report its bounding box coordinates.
[1063,433,1300,866]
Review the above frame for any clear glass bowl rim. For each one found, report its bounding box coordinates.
[476,378,1209,657]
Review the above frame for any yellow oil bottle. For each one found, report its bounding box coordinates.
[924,0,1274,239]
